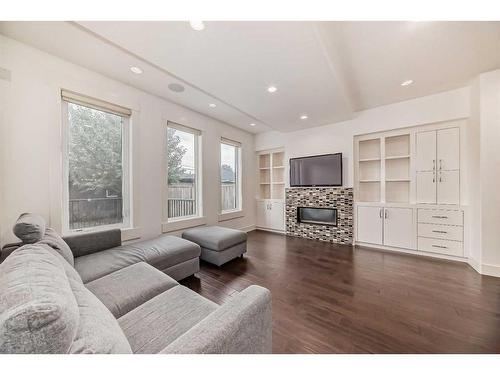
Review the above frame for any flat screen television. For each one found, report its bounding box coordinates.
[289,153,343,187]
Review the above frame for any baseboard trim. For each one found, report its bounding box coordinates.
[255,227,285,235]
[467,256,482,274]
[481,263,500,277]
[239,225,257,233]
[355,241,468,263]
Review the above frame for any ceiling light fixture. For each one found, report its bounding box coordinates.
[189,21,205,31]
[300,115,308,120]
[130,66,143,74]
[208,103,217,108]
[267,85,277,93]
[401,79,413,86]
[250,123,256,127]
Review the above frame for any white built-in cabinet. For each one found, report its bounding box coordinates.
[354,121,465,261]
[256,149,285,232]
[416,128,460,205]
[357,206,413,249]
[257,200,285,232]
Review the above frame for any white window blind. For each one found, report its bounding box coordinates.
[61,90,132,117]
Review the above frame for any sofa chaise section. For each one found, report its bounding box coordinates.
[74,234,201,283]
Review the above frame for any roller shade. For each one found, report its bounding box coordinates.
[221,137,242,147]
[61,90,132,117]
[167,121,202,136]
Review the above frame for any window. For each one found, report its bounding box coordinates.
[220,138,242,213]
[166,122,201,221]
[62,91,131,232]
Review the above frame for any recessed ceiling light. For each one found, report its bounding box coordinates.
[401,79,413,86]
[130,66,143,74]
[208,103,217,108]
[300,115,308,120]
[267,85,277,93]
[168,83,185,93]
[250,123,256,127]
[189,21,205,31]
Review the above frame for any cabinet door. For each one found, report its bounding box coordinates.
[383,208,414,249]
[269,201,285,231]
[256,201,268,228]
[416,171,436,204]
[357,206,383,245]
[416,131,436,171]
[437,127,460,171]
[437,170,460,204]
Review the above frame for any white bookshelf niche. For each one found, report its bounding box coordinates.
[258,150,285,200]
[358,139,381,202]
[355,132,411,204]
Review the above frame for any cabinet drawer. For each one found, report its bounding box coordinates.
[418,237,463,257]
[417,223,463,241]
[417,209,463,226]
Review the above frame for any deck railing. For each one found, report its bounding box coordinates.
[69,197,123,230]
[69,183,238,228]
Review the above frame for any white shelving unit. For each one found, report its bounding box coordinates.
[385,134,410,203]
[354,120,465,262]
[257,149,286,232]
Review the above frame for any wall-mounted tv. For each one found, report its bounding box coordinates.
[289,153,343,187]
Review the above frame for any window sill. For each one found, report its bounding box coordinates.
[121,227,141,242]
[64,226,141,242]
[218,210,245,222]
[162,216,207,233]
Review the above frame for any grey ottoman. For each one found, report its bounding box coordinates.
[182,226,247,266]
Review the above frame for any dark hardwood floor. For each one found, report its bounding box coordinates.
[181,230,500,353]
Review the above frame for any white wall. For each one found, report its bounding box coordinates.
[478,69,500,276]
[0,36,256,246]
[255,87,471,187]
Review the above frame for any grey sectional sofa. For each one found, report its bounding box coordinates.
[0,214,272,354]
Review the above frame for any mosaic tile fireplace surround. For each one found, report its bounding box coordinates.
[285,187,353,244]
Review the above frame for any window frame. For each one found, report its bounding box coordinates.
[219,138,243,216]
[163,121,203,225]
[61,97,132,235]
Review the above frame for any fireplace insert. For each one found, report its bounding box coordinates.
[297,207,338,226]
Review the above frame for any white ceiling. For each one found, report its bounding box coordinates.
[1,21,499,133]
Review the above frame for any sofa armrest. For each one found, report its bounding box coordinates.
[161,285,272,354]
[63,229,122,258]
[0,242,22,263]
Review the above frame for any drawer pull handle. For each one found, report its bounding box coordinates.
[431,215,448,219]
[432,245,448,249]
[432,230,448,234]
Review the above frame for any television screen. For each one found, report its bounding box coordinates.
[289,153,342,187]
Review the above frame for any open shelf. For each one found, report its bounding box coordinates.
[358,182,380,202]
[385,155,410,160]
[385,134,410,158]
[359,157,381,162]
[385,181,410,203]
[259,154,270,169]
[258,149,285,200]
[260,184,271,199]
[359,139,381,160]
[272,152,285,168]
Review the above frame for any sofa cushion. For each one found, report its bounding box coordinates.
[86,262,178,318]
[182,226,247,251]
[13,213,46,244]
[118,285,217,354]
[39,228,74,266]
[74,235,201,283]
[68,278,132,354]
[0,244,79,354]
[64,229,122,258]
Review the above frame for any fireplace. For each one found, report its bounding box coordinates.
[286,187,353,244]
[297,207,337,226]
